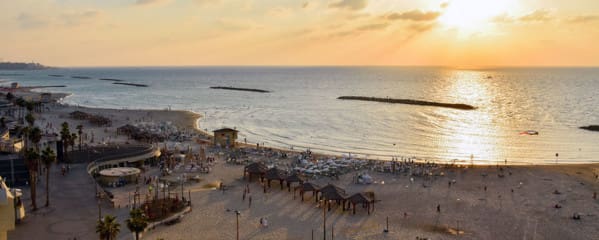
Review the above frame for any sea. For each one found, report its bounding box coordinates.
[1,66,598,164]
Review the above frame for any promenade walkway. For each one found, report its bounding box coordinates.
[7,163,133,240]
[7,145,158,240]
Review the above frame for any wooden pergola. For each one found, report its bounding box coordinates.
[294,182,321,202]
[243,162,267,182]
[318,184,348,211]
[285,173,305,192]
[264,167,286,189]
[346,192,374,215]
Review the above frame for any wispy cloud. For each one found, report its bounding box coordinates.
[134,0,173,6]
[408,23,436,33]
[16,10,105,30]
[215,18,261,32]
[60,10,102,27]
[329,0,368,11]
[519,10,552,22]
[491,13,514,23]
[385,10,440,21]
[568,15,599,23]
[193,0,221,6]
[268,7,293,18]
[356,22,389,31]
[16,13,49,29]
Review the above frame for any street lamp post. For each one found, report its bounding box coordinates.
[226,209,241,240]
[236,210,240,240]
[322,200,327,240]
[384,216,389,233]
[97,200,102,221]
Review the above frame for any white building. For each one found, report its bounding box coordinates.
[0,176,16,240]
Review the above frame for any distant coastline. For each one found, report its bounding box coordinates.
[0,61,50,70]
[337,96,476,110]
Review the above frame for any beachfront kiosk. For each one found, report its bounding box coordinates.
[213,128,238,148]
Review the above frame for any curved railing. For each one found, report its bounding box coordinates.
[86,144,160,175]
[85,144,161,205]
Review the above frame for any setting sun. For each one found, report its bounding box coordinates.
[439,0,518,34]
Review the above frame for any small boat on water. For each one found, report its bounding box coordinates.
[520,130,539,135]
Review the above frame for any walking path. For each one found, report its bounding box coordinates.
[8,163,132,240]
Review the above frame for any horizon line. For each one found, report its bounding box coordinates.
[46,64,599,69]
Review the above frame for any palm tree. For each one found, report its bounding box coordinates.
[96,215,121,240]
[126,208,149,240]
[5,92,14,101]
[41,147,56,207]
[76,124,83,150]
[70,133,77,152]
[25,101,34,112]
[28,126,43,174]
[25,113,35,126]
[24,148,39,211]
[28,127,42,151]
[15,98,25,120]
[60,122,71,162]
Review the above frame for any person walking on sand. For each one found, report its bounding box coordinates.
[248,195,252,208]
[243,189,246,201]
[437,204,441,213]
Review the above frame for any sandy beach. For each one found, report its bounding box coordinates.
[3,87,599,240]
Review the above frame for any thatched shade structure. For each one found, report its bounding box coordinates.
[285,173,305,192]
[264,167,286,189]
[117,124,137,136]
[88,115,112,126]
[69,110,89,120]
[244,162,267,182]
[318,184,348,211]
[294,182,321,202]
[70,111,112,126]
[346,193,373,215]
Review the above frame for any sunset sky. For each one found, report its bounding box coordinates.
[1,0,598,67]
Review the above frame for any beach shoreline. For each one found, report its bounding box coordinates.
[3,84,599,240]
[6,85,599,167]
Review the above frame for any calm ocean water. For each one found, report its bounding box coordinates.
[2,67,599,164]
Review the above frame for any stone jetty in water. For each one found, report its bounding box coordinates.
[210,86,270,93]
[337,96,476,110]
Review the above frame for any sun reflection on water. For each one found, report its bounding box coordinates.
[430,70,505,164]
